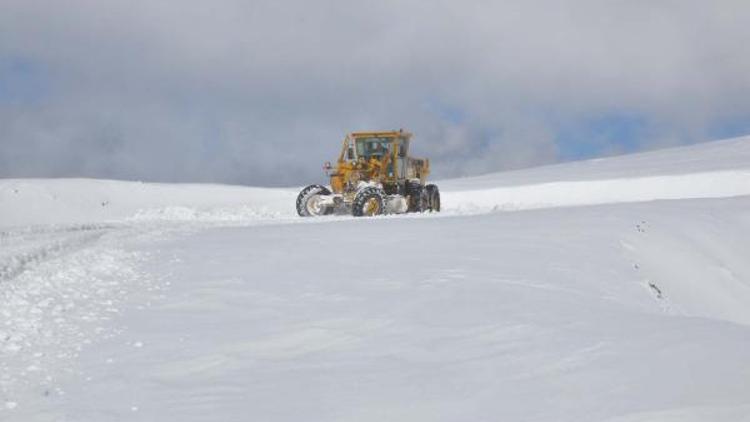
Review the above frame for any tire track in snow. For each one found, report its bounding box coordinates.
[0,224,118,283]
[0,223,171,413]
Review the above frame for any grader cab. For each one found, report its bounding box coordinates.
[296,130,440,217]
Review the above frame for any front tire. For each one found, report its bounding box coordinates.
[296,184,332,217]
[352,187,385,217]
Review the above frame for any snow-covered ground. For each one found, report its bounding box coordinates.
[2,136,750,421]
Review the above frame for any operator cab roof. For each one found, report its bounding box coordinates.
[349,131,412,139]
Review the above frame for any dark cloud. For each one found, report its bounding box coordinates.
[1,0,750,186]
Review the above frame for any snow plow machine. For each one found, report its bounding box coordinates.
[296,130,440,217]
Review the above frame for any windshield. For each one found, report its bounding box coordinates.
[354,137,393,160]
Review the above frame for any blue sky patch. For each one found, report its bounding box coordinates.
[0,56,51,106]
[555,113,649,160]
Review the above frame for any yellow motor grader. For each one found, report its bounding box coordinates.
[296,130,440,217]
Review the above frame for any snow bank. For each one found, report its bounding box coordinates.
[440,135,750,213]
[443,170,750,214]
[439,134,750,189]
[0,179,297,229]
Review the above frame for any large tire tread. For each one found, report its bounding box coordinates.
[425,184,440,212]
[406,181,423,212]
[296,184,332,217]
[352,187,385,217]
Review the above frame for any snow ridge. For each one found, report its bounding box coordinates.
[444,169,750,214]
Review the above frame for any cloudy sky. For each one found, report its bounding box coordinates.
[1,0,750,186]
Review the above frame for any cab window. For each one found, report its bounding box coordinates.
[355,137,392,160]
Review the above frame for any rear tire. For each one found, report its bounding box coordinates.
[425,184,440,212]
[296,184,332,217]
[406,180,423,212]
[352,187,385,217]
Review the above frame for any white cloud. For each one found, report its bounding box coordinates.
[1,0,750,185]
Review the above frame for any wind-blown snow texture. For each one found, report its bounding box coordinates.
[2,135,750,421]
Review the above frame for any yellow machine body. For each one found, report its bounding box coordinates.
[328,131,430,194]
[296,129,439,217]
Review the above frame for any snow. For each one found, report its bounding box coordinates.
[439,134,750,189]
[0,178,296,228]
[444,170,750,214]
[2,136,750,421]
